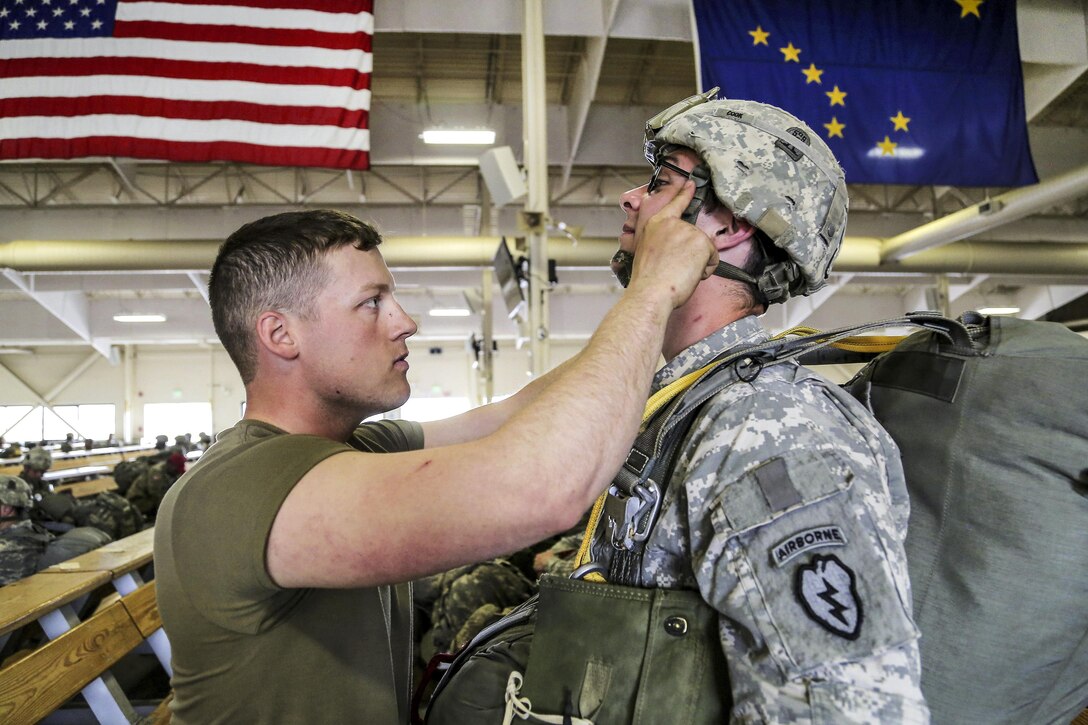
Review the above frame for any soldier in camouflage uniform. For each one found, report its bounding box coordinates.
[21,446,53,495]
[125,451,185,520]
[75,491,145,540]
[111,457,150,496]
[419,557,535,660]
[583,91,929,722]
[0,475,53,585]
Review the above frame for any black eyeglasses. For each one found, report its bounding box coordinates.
[647,159,711,193]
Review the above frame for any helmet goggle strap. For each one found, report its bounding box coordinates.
[648,159,713,225]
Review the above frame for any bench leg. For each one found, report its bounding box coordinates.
[40,605,140,724]
[145,628,174,678]
[112,571,144,596]
[111,571,173,676]
[80,674,140,724]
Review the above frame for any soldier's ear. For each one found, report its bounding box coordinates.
[255,310,300,361]
[712,211,756,253]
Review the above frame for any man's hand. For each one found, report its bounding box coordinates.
[628,181,718,309]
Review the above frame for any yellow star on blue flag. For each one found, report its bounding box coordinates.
[691,0,1036,186]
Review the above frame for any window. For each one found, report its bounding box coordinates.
[0,405,35,442]
[50,405,115,441]
[0,404,115,442]
[142,402,213,445]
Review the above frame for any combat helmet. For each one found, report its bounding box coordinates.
[641,88,848,305]
[0,475,34,514]
[25,446,53,472]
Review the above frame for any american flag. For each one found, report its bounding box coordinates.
[0,0,373,168]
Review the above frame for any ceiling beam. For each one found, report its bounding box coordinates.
[0,268,113,359]
[559,0,620,190]
[780,275,855,329]
[1016,284,1088,320]
[881,162,1088,262]
[187,272,210,304]
[1018,0,1088,120]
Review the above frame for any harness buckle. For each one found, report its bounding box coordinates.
[604,479,662,551]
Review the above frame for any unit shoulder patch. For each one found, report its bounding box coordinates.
[794,553,862,639]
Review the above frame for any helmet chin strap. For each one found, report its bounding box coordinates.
[613,250,797,308]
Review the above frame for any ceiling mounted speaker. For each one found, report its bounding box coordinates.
[478,146,527,207]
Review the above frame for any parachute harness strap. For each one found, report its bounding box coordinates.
[570,311,972,584]
[572,361,721,583]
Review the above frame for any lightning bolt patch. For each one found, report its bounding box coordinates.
[795,554,863,639]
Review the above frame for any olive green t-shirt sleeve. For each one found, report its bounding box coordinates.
[172,420,423,635]
[350,419,424,452]
[171,433,350,634]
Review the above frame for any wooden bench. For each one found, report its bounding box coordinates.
[0,527,171,723]
[0,581,169,724]
[0,446,158,477]
[53,476,120,498]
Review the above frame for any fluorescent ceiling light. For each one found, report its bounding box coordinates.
[0,348,32,355]
[428,308,471,317]
[421,129,496,145]
[113,314,167,323]
[977,307,1020,316]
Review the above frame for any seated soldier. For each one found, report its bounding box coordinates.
[126,452,186,521]
[418,558,535,662]
[112,458,151,496]
[60,433,75,453]
[76,491,146,541]
[0,441,23,459]
[0,474,114,586]
[0,476,53,586]
[21,446,53,497]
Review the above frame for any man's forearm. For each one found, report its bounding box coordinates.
[493,284,672,519]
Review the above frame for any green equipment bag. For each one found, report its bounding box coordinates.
[422,575,728,725]
[843,313,1088,725]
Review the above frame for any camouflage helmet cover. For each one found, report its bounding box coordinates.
[25,446,53,471]
[645,89,849,300]
[0,475,34,509]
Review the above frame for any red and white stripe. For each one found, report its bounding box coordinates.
[0,0,374,168]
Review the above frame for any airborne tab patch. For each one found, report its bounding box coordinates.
[770,525,846,567]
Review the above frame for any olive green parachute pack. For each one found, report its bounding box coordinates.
[418,312,1088,725]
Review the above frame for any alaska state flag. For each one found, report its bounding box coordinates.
[692,0,1038,186]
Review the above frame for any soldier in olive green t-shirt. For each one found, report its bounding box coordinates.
[153,207,714,722]
[156,419,422,723]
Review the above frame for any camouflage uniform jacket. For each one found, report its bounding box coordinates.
[125,463,175,518]
[0,520,53,585]
[591,315,928,723]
